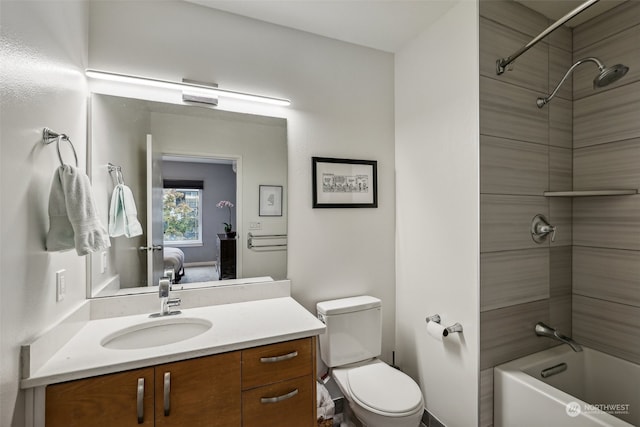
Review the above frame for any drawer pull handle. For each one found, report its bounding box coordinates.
[163,372,171,416]
[137,378,145,424]
[260,351,298,363]
[260,388,299,404]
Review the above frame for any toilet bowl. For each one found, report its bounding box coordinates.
[316,296,424,427]
[332,359,424,427]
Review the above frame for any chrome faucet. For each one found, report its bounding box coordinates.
[535,322,582,352]
[150,277,181,317]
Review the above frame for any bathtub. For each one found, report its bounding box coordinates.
[494,345,639,427]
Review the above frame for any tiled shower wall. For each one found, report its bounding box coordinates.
[478,1,573,425]
[571,1,640,364]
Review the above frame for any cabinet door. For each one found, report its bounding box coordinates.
[46,367,154,427]
[155,352,241,427]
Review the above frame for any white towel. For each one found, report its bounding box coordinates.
[109,184,143,238]
[46,165,110,256]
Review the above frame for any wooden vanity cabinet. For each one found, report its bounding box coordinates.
[241,337,316,427]
[155,351,241,427]
[45,338,316,427]
[45,353,241,427]
[45,367,155,427]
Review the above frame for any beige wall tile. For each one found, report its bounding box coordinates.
[550,246,572,297]
[481,300,550,369]
[549,96,572,149]
[549,147,572,191]
[573,295,640,364]
[547,23,572,53]
[573,246,640,307]
[480,136,548,195]
[574,138,640,190]
[480,17,548,92]
[549,294,572,337]
[574,81,640,148]
[480,368,494,427]
[480,0,549,39]
[573,196,640,250]
[481,77,549,144]
[573,24,640,100]
[549,197,572,247]
[549,46,573,101]
[481,248,549,312]
[481,195,549,252]
[573,1,640,52]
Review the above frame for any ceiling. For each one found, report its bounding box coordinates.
[186,0,625,53]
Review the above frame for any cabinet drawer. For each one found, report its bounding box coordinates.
[242,338,312,390]
[242,375,314,427]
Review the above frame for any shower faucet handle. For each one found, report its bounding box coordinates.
[531,214,556,243]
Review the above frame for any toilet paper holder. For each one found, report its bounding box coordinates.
[426,314,463,336]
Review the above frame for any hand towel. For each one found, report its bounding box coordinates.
[45,168,75,252]
[47,165,110,256]
[109,184,143,238]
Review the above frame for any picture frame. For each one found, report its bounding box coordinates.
[312,157,378,208]
[259,185,283,216]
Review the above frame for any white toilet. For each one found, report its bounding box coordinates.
[317,296,424,427]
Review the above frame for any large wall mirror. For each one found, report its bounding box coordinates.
[88,94,287,298]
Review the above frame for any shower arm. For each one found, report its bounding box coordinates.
[537,57,604,108]
[496,0,600,75]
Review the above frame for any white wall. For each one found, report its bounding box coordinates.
[89,1,397,360]
[395,1,480,426]
[0,1,89,425]
[90,95,149,292]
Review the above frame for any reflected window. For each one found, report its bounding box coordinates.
[163,187,203,246]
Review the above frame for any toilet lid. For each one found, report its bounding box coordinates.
[347,362,423,415]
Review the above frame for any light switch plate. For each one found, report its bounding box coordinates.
[56,269,66,302]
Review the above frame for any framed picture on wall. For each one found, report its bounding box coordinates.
[312,157,378,208]
[259,185,283,216]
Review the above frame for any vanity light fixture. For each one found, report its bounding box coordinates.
[85,69,291,107]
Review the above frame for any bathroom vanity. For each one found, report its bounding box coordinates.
[21,281,325,427]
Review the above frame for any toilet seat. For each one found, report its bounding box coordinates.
[344,361,423,417]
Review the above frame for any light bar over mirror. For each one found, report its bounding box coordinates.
[85,69,291,107]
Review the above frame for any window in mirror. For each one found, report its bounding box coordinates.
[163,182,204,246]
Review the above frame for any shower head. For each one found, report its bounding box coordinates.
[593,63,629,88]
[536,57,629,108]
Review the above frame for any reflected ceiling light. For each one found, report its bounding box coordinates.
[85,69,291,107]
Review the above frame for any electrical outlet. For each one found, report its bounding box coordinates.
[249,221,262,230]
[56,269,66,302]
[101,251,107,274]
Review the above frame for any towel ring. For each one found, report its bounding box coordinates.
[42,128,79,167]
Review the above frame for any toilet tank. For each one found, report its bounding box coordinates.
[316,296,382,367]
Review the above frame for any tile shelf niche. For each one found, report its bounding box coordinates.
[543,189,639,197]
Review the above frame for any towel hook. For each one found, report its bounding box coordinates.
[42,128,79,167]
[108,163,125,185]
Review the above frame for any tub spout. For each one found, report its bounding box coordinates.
[535,322,583,352]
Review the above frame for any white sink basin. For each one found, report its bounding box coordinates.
[101,317,212,350]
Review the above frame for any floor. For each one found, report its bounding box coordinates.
[180,265,218,283]
[323,378,440,427]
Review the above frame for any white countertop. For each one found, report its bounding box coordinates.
[21,297,325,388]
